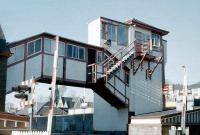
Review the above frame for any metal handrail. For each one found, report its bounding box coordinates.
[103,40,135,67]
[99,47,124,65]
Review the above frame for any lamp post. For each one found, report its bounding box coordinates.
[180,65,187,135]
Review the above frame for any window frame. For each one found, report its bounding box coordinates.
[44,38,55,54]
[117,25,128,46]
[44,38,66,57]
[151,33,160,47]
[101,22,117,42]
[66,44,85,61]
[135,31,150,45]
[96,51,104,64]
[8,44,25,65]
[58,41,65,57]
[27,38,42,57]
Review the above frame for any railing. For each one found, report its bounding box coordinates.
[87,64,97,83]
[103,40,135,68]
[99,47,124,65]
[106,72,129,104]
[87,63,129,104]
[12,131,48,135]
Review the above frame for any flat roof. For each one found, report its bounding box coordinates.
[132,106,200,119]
[100,16,169,36]
[8,32,104,50]
[126,18,169,36]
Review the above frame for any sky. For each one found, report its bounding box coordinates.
[0,0,200,84]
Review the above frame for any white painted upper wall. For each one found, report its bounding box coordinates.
[88,17,166,59]
[88,17,101,46]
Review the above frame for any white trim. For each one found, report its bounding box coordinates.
[131,118,161,125]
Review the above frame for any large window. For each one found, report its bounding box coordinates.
[27,39,42,56]
[151,33,160,47]
[44,38,54,53]
[58,42,65,56]
[67,44,85,60]
[8,45,24,64]
[117,25,128,46]
[102,22,117,41]
[102,22,128,46]
[44,38,65,56]
[135,31,150,45]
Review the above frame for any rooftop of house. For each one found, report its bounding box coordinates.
[100,16,169,36]
[8,32,104,50]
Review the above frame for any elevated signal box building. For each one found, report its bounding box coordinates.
[6,17,168,133]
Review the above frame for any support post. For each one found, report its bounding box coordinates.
[47,36,59,134]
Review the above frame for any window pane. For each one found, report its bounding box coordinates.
[16,45,24,61]
[35,39,41,53]
[79,48,85,60]
[117,25,128,45]
[28,42,34,56]
[67,45,73,57]
[101,22,107,39]
[111,25,116,41]
[135,31,142,44]
[152,33,160,47]
[73,46,78,58]
[108,24,116,41]
[51,40,55,53]
[8,48,16,64]
[44,38,52,53]
[97,51,103,63]
[59,42,65,56]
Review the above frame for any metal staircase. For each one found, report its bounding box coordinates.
[101,40,136,78]
[87,40,163,108]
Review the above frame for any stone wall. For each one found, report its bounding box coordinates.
[129,124,162,135]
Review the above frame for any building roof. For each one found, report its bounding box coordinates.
[126,18,169,36]
[0,112,29,122]
[8,32,104,50]
[132,106,200,119]
[100,16,169,36]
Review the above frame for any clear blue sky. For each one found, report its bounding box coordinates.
[1,0,200,84]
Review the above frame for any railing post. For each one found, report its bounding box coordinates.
[91,65,94,83]
[105,67,108,83]
[94,64,97,83]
